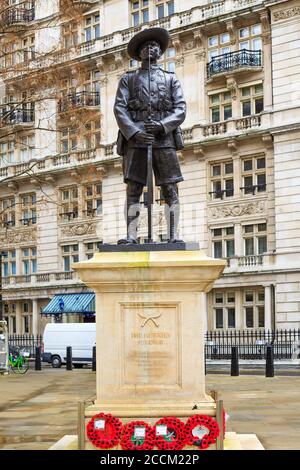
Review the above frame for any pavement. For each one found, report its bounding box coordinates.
[0,367,299,450]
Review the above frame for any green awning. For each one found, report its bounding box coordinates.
[42,293,95,315]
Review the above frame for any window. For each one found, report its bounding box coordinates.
[213,291,236,329]
[20,193,36,225]
[21,35,35,62]
[62,21,78,49]
[22,247,37,274]
[84,182,102,217]
[0,141,15,166]
[23,315,30,334]
[83,69,101,96]
[60,186,78,221]
[240,83,264,117]
[0,197,15,228]
[209,91,232,123]
[84,13,100,42]
[83,120,101,150]
[85,241,103,259]
[210,161,234,199]
[239,24,262,51]
[60,127,78,153]
[208,32,231,61]
[243,223,267,255]
[62,244,79,271]
[2,250,16,277]
[212,226,235,258]
[131,0,149,27]
[11,316,16,334]
[241,155,266,195]
[129,58,139,69]
[19,135,35,161]
[156,0,175,19]
[243,289,265,328]
[158,47,176,72]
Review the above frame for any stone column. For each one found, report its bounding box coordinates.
[260,10,273,112]
[15,301,22,334]
[235,223,243,257]
[235,289,243,330]
[32,299,38,336]
[264,285,272,331]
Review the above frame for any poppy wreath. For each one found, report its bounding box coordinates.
[86,412,122,449]
[120,421,156,450]
[185,415,220,450]
[155,417,187,450]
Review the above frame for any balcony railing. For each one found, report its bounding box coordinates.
[1,7,35,27]
[3,270,81,287]
[58,91,100,113]
[0,108,34,127]
[202,114,263,137]
[207,49,262,78]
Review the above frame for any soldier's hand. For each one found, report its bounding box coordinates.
[134,131,154,145]
[144,120,164,135]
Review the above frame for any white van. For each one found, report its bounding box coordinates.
[42,323,96,368]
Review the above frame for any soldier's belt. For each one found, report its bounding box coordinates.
[131,110,168,121]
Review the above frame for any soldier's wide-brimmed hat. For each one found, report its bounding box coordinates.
[127,27,170,61]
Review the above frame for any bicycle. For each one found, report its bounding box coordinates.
[8,346,30,374]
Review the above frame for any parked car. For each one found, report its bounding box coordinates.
[42,323,96,368]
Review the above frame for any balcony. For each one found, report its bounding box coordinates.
[202,114,263,138]
[58,91,100,114]
[222,253,276,274]
[60,0,97,13]
[0,6,35,29]
[207,50,262,79]
[2,270,82,289]
[0,108,34,129]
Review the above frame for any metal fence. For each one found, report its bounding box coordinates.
[8,329,300,361]
[205,329,300,360]
[9,335,43,358]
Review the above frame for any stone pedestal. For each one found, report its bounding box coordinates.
[73,249,226,449]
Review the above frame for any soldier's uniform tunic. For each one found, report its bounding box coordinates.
[114,64,186,188]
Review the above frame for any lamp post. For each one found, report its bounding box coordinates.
[0,251,7,322]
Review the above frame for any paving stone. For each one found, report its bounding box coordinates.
[0,370,299,450]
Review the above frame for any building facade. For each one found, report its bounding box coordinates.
[0,0,300,335]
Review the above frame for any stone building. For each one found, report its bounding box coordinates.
[0,0,299,335]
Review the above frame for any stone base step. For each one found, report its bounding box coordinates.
[49,433,265,451]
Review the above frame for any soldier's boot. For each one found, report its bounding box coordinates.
[118,207,140,244]
[167,204,184,243]
[118,182,143,244]
[162,183,184,243]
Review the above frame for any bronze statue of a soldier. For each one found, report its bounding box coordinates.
[114,27,186,244]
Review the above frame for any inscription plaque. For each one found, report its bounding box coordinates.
[120,303,181,388]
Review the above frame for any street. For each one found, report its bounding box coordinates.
[0,368,299,450]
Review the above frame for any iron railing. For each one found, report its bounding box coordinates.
[59,91,100,112]
[205,329,300,360]
[9,334,43,358]
[207,49,262,78]
[1,7,35,26]
[0,108,34,125]
[8,330,300,361]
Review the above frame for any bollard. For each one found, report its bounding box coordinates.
[92,346,96,372]
[35,346,42,371]
[231,346,239,376]
[266,344,274,377]
[66,346,73,370]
